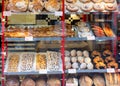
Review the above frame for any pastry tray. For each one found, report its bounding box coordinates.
[65,0,118,13]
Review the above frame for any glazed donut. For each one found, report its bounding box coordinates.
[103,50,112,57]
[105,56,116,63]
[79,0,90,3]
[105,3,117,11]
[91,50,101,58]
[80,3,93,12]
[93,3,105,11]
[95,62,106,69]
[93,56,104,64]
[66,0,77,3]
[107,62,118,69]
[92,0,103,3]
[103,0,115,3]
[66,4,79,12]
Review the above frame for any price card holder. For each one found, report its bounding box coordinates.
[87,36,95,40]
[68,69,76,74]
[55,11,63,16]
[25,36,33,41]
[39,70,47,74]
[3,11,11,16]
[107,68,115,73]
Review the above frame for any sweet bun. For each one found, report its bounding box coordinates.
[66,4,79,12]
[80,3,93,12]
[87,63,94,69]
[92,0,103,3]
[79,0,90,3]
[83,50,89,57]
[65,62,72,69]
[93,56,104,64]
[105,3,117,11]
[91,50,101,58]
[107,62,118,68]
[105,56,116,63]
[78,56,84,63]
[72,62,79,69]
[95,62,106,69]
[71,50,77,57]
[103,50,112,57]
[71,57,77,63]
[103,0,115,3]
[93,3,105,11]
[77,51,82,56]
[80,63,87,69]
[84,57,91,64]
[65,57,71,62]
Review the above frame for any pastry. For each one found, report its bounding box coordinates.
[80,3,93,12]
[66,0,77,3]
[93,3,105,11]
[65,57,71,62]
[93,75,105,86]
[103,50,112,57]
[78,56,84,63]
[91,50,101,58]
[72,62,79,69]
[6,77,19,86]
[29,0,44,13]
[103,0,115,3]
[71,57,77,62]
[77,51,82,57]
[21,78,35,86]
[79,75,93,86]
[92,0,103,3]
[45,0,60,12]
[83,50,89,57]
[84,57,91,64]
[79,0,90,3]
[105,3,117,11]
[107,62,118,68]
[93,56,104,64]
[6,0,28,12]
[66,4,79,12]
[47,78,61,86]
[80,63,87,69]
[71,50,77,57]
[105,56,116,63]
[36,79,46,86]
[95,62,106,69]
[87,63,94,69]
[65,62,72,69]
[66,78,78,85]
[65,50,70,57]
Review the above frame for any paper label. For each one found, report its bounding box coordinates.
[107,68,115,73]
[66,84,75,86]
[3,11,11,16]
[87,36,95,40]
[39,70,47,74]
[25,36,33,41]
[55,11,63,16]
[68,69,76,74]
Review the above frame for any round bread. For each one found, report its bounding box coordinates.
[105,3,117,11]
[36,79,46,86]
[65,62,72,69]
[72,62,79,69]
[80,63,87,69]
[92,0,103,3]
[80,3,93,12]
[65,50,70,57]
[103,0,115,3]
[87,63,94,69]
[84,57,91,64]
[6,77,19,86]
[71,57,77,63]
[79,0,90,3]
[83,50,89,57]
[78,56,84,63]
[93,3,105,11]
[71,50,77,57]
[47,78,61,86]
[65,57,71,62]
[77,51,82,56]
[66,4,79,12]
[21,78,35,86]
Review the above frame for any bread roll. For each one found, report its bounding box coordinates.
[36,79,46,86]
[47,78,61,86]
[93,75,105,86]
[21,78,35,86]
[6,77,19,86]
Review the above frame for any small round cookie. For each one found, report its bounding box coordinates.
[79,0,90,3]
[105,3,117,11]
[93,3,105,11]
[66,4,79,12]
[80,3,93,12]
[92,0,103,3]
[103,0,115,3]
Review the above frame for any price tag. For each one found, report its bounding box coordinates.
[1,52,6,55]
[68,69,76,74]
[107,68,115,73]
[87,36,95,40]
[25,36,33,41]
[3,11,11,16]
[55,11,63,16]
[39,70,47,74]
[66,84,74,86]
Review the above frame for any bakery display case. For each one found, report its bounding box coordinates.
[1,0,120,86]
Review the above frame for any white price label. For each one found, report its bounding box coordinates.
[1,52,6,55]
[66,84,74,86]
[68,69,76,74]
[55,11,63,16]
[87,36,95,40]
[107,68,115,73]
[25,36,33,41]
[3,11,11,16]
[39,70,47,74]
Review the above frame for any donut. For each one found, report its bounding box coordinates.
[93,3,105,11]
[105,3,117,11]
[92,0,103,3]
[103,0,115,3]
[93,56,104,64]
[66,4,79,12]
[95,62,106,69]
[66,0,77,3]
[79,0,90,3]
[107,62,118,69]
[80,3,93,12]
[105,56,116,63]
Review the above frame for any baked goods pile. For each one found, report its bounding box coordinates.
[65,0,117,12]
[5,0,61,13]
[6,53,20,72]
[5,25,75,37]
[65,50,94,70]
